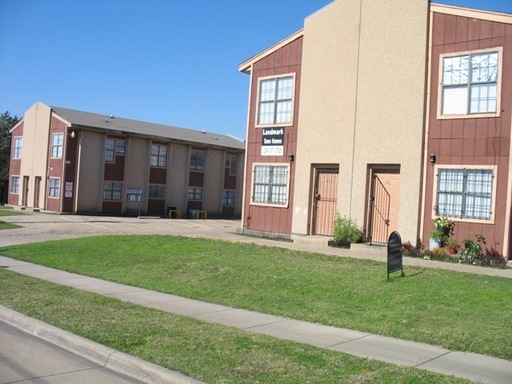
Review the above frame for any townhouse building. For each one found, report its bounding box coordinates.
[239,0,512,259]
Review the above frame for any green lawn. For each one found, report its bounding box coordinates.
[0,206,24,229]
[0,269,469,383]
[0,206,26,216]
[1,235,511,362]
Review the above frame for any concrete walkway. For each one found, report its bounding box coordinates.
[1,213,512,383]
[1,255,511,384]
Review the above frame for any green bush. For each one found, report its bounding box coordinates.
[332,216,363,246]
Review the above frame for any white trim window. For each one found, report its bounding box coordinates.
[10,176,20,194]
[252,164,289,206]
[49,178,60,198]
[51,133,64,158]
[435,166,495,221]
[190,149,205,171]
[151,144,167,167]
[257,75,294,126]
[12,137,22,159]
[103,181,122,200]
[440,49,500,116]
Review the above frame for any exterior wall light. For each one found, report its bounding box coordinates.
[429,153,436,164]
[288,153,295,163]
[70,131,76,139]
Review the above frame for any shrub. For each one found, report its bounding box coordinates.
[478,248,507,269]
[332,216,363,246]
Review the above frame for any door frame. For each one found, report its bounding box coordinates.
[365,165,400,244]
[310,165,339,236]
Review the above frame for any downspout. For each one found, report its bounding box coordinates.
[348,0,363,218]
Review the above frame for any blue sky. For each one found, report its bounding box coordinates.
[1,0,511,141]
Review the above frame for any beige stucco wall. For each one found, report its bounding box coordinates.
[292,0,428,242]
[19,102,52,208]
[125,137,150,214]
[204,149,223,214]
[168,143,189,211]
[75,131,105,212]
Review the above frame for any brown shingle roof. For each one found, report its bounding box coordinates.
[51,105,245,151]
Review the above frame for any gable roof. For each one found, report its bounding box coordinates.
[238,29,304,74]
[51,105,245,151]
[431,3,512,23]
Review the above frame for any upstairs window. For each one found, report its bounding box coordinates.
[252,164,289,206]
[190,149,205,171]
[257,75,294,125]
[441,49,500,116]
[105,138,115,162]
[225,154,238,176]
[51,133,63,158]
[151,144,167,167]
[435,166,495,221]
[13,137,22,159]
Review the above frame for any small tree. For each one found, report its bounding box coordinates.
[0,111,21,203]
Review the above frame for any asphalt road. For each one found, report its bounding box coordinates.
[0,321,145,384]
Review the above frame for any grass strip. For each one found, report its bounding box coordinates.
[0,269,469,383]
[1,235,511,361]
[0,206,26,217]
[0,221,21,230]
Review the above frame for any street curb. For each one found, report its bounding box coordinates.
[0,305,204,384]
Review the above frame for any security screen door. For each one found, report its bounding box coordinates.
[369,169,400,244]
[312,168,339,236]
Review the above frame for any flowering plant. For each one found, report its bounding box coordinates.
[434,216,454,236]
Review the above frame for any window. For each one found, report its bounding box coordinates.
[441,50,499,116]
[190,149,205,171]
[225,154,238,176]
[10,176,19,194]
[51,134,63,158]
[103,181,122,200]
[252,164,289,206]
[149,184,165,199]
[435,167,495,220]
[188,187,203,200]
[223,190,235,206]
[116,139,125,155]
[257,75,294,125]
[106,138,125,162]
[13,137,22,159]
[49,178,60,198]
[151,144,167,167]
[105,138,115,162]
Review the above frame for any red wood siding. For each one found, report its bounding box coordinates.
[424,12,512,256]
[243,36,302,235]
[7,122,23,206]
[46,116,67,212]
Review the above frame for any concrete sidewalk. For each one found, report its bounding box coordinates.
[1,255,511,384]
